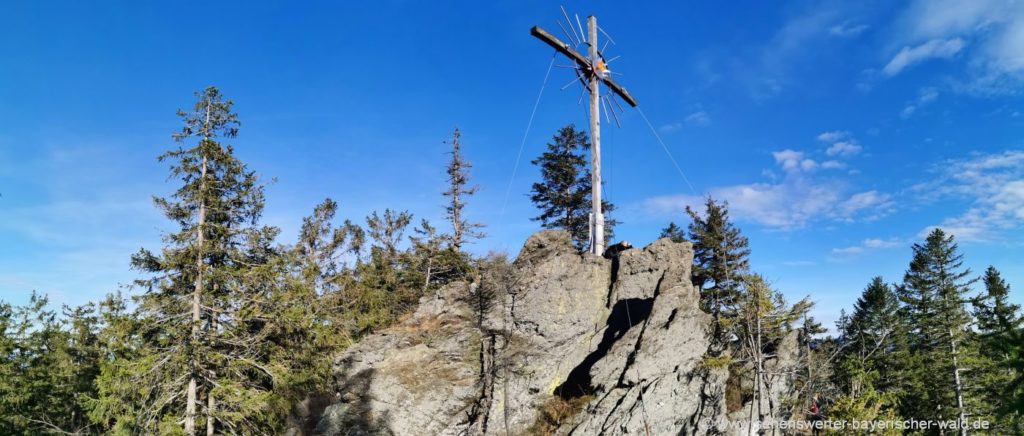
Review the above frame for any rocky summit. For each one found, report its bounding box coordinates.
[308,231,797,435]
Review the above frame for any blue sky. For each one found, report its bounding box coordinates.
[2,1,1022,329]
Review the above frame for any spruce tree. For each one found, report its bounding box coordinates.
[0,294,107,435]
[972,266,1023,428]
[296,198,352,294]
[443,128,484,251]
[98,87,272,434]
[835,277,905,398]
[686,197,750,349]
[897,228,977,432]
[409,219,470,295]
[659,222,686,243]
[530,124,616,251]
[348,209,414,333]
[735,274,812,431]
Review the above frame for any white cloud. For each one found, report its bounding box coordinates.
[818,131,863,158]
[772,149,823,173]
[659,122,683,133]
[817,131,849,142]
[863,238,902,249]
[782,260,817,267]
[660,111,711,132]
[644,148,892,229]
[685,111,711,126]
[883,38,966,76]
[773,149,808,172]
[914,150,1024,242]
[901,87,940,118]
[826,141,863,157]
[831,245,865,255]
[919,87,939,102]
[895,0,1024,94]
[831,237,902,255]
[829,22,869,37]
[821,160,846,170]
[838,190,895,221]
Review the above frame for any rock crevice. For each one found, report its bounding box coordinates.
[310,231,796,435]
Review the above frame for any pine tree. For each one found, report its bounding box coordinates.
[836,277,905,398]
[97,87,273,434]
[686,197,750,350]
[530,124,616,251]
[347,209,415,334]
[897,228,977,433]
[296,198,352,294]
[443,128,484,251]
[659,222,686,243]
[972,266,1023,429]
[790,314,832,421]
[735,274,812,432]
[0,294,106,435]
[409,219,471,296]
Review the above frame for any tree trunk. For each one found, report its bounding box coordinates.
[452,187,462,251]
[950,328,967,436]
[206,312,218,436]
[186,152,206,435]
[186,102,212,436]
[422,258,433,295]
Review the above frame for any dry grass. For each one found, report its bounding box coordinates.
[390,313,445,334]
[390,357,468,397]
[528,395,595,435]
[725,368,751,414]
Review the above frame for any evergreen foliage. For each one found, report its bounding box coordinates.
[685,197,750,350]
[834,277,906,397]
[3,86,1024,436]
[443,128,485,250]
[0,294,103,435]
[972,266,1024,430]
[530,124,617,251]
[658,222,686,243]
[896,228,978,427]
[734,274,813,430]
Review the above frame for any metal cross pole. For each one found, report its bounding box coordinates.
[587,16,604,255]
[531,15,638,255]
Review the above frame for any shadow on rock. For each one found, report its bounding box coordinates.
[556,297,654,399]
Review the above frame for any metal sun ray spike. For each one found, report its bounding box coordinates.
[530,7,639,255]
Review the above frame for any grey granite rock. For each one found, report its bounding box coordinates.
[311,231,799,436]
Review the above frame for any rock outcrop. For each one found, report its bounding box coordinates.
[312,231,798,435]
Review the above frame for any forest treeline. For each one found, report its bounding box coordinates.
[1,87,1021,435]
[662,201,1024,434]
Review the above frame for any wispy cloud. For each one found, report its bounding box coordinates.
[826,141,863,157]
[685,111,711,126]
[891,0,1024,94]
[773,149,819,172]
[661,110,712,133]
[901,87,939,118]
[831,237,902,256]
[643,144,892,229]
[817,130,863,157]
[912,150,1024,242]
[659,122,683,133]
[782,260,818,266]
[817,130,849,142]
[829,22,869,37]
[883,38,966,76]
[821,160,846,170]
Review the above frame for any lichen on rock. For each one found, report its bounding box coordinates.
[309,230,798,435]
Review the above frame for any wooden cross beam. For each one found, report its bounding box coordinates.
[530,25,639,107]
[531,15,638,255]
